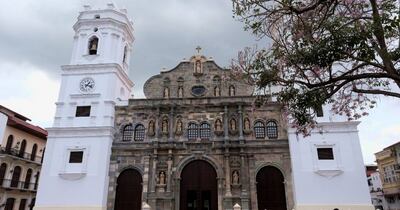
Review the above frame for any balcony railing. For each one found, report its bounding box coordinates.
[0,147,42,164]
[0,179,37,191]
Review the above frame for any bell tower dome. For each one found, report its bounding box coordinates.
[34,4,134,210]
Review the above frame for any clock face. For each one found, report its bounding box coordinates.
[79,78,95,92]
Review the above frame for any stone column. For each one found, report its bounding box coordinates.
[166,149,173,192]
[224,105,229,141]
[225,152,232,196]
[248,155,257,210]
[142,155,150,201]
[169,106,174,141]
[156,107,160,141]
[150,151,157,193]
[238,105,244,140]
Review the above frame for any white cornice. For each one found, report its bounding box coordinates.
[288,121,360,134]
[61,63,133,89]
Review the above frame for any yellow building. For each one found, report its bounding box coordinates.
[375,141,400,209]
[0,105,47,210]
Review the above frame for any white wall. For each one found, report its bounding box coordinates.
[36,128,113,207]
[289,121,374,209]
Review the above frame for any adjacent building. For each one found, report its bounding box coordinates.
[34,4,373,210]
[366,166,387,210]
[0,105,47,210]
[376,142,400,210]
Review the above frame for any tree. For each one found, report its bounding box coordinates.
[231,0,400,134]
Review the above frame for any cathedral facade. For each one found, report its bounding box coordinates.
[34,4,374,210]
[107,54,293,210]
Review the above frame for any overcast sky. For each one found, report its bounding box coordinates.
[0,0,399,164]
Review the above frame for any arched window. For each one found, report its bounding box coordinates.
[213,75,221,83]
[199,123,211,140]
[123,45,128,63]
[19,139,27,158]
[5,135,13,153]
[5,198,15,210]
[266,121,278,139]
[229,85,236,96]
[11,166,21,188]
[41,147,45,164]
[24,169,32,189]
[29,198,36,210]
[0,163,7,185]
[34,172,39,190]
[187,123,198,141]
[254,121,266,139]
[134,124,145,141]
[122,124,133,142]
[88,36,99,55]
[31,144,37,161]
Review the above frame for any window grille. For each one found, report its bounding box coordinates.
[122,124,133,141]
[254,121,266,139]
[199,123,211,140]
[134,124,145,141]
[188,123,198,140]
[266,121,278,139]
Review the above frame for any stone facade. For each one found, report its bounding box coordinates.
[107,55,294,210]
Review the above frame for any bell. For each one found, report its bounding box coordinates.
[90,43,97,51]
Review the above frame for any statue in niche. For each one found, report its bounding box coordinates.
[214,86,221,97]
[164,87,170,98]
[232,170,239,184]
[148,120,155,136]
[159,171,166,185]
[244,118,250,130]
[178,86,183,98]
[215,119,223,131]
[195,60,202,74]
[162,118,169,134]
[230,118,237,131]
[176,119,183,135]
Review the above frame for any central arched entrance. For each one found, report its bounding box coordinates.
[114,169,142,210]
[256,166,287,210]
[180,160,217,210]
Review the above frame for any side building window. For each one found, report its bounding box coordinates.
[266,121,278,139]
[254,121,266,139]
[134,124,145,141]
[122,124,133,141]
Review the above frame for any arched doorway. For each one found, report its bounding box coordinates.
[114,169,142,210]
[256,166,287,210]
[180,160,217,210]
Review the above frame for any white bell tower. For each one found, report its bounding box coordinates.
[35,3,134,210]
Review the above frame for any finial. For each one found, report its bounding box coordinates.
[195,46,202,55]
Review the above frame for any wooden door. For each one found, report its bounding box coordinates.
[5,135,13,153]
[180,160,217,210]
[114,169,143,210]
[256,166,287,210]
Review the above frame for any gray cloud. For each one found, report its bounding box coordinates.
[0,0,257,97]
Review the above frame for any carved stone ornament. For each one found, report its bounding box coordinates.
[175,119,183,136]
[147,120,155,136]
[243,117,252,135]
